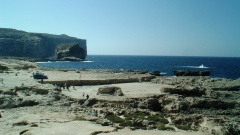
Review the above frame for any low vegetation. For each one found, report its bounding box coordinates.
[124,111,169,124]
[105,111,198,131]
[105,111,172,130]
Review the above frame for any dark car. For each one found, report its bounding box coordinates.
[33,72,48,79]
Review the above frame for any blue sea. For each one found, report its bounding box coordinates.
[36,55,240,79]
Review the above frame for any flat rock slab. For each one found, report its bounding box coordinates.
[62,82,168,101]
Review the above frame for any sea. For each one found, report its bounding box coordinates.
[36,55,240,80]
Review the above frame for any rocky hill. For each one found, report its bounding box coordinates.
[0,28,87,59]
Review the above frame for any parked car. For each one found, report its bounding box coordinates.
[33,72,48,79]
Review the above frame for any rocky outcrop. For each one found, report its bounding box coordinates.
[0,96,39,109]
[55,42,86,61]
[97,86,124,96]
[173,70,210,76]
[149,71,160,76]
[138,98,161,111]
[190,98,236,110]
[83,98,97,107]
[161,86,206,96]
[0,86,59,109]
[0,28,87,59]
[206,78,240,91]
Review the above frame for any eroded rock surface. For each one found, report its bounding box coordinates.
[0,60,240,134]
[97,86,124,96]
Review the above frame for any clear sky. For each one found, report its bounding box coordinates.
[1,0,240,57]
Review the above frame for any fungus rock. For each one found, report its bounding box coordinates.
[55,42,86,61]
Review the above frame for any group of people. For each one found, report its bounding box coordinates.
[54,83,90,99]
[54,83,72,90]
[52,81,91,100]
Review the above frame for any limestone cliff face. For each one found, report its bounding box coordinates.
[0,28,87,59]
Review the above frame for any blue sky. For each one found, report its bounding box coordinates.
[1,0,240,57]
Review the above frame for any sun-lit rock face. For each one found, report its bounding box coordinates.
[0,28,87,59]
[55,42,86,61]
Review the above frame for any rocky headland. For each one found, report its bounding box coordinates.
[54,42,87,61]
[0,58,240,135]
[0,28,87,60]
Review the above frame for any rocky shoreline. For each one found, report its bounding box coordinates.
[0,58,240,135]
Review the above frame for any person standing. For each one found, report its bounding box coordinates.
[1,78,3,84]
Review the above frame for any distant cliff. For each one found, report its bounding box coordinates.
[0,28,87,59]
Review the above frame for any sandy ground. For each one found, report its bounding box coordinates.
[63,82,168,101]
[0,106,115,135]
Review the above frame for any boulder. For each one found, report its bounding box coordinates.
[18,100,39,107]
[83,98,97,106]
[173,70,210,76]
[0,64,8,71]
[97,86,124,96]
[0,96,16,109]
[55,42,86,60]
[138,98,161,111]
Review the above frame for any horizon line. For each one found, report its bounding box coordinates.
[87,54,240,58]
